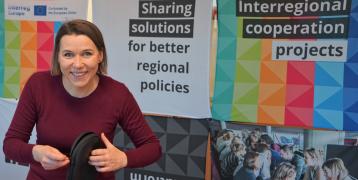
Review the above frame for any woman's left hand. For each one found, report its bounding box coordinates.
[88,133,128,172]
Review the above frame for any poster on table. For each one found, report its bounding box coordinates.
[209,121,358,180]
[212,0,358,131]
[114,116,209,180]
[93,0,212,118]
[0,0,88,98]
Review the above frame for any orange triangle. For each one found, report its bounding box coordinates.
[21,50,36,68]
[21,33,37,50]
[260,84,286,106]
[21,21,36,32]
[260,62,287,84]
[258,105,285,125]
[261,40,272,61]
[20,68,36,86]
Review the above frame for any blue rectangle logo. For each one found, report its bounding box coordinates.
[34,5,47,16]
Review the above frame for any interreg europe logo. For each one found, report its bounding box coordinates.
[34,5,47,16]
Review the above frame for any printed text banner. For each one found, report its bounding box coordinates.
[212,0,358,131]
[93,0,212,118]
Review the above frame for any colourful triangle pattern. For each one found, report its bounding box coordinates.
[4,49,20,66]
[285,107,313,128]
[231,104,257,123]
[314,86,343,111]
[212,82,234,104]
[344,112,358,131]
[37,50,52,70]
[286,84,314,108]
[233,83,259,104]
[21,50,36,68]
[260,61,287,84]
[314,109,343,130]
[5,31,20,49]
[287,62,315,85]
[215,60,237,82]
[21,21,37,32]
[236,38,261,61]
[344,63,358,88]
[315,62,343,87]
[258,105,285,125]
[235,61,260,83]
[20,32,37,50]
[37,21,54,33]
[37,33,54,51]
[259,84,286,106]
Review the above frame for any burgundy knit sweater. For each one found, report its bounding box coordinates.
[3,71,161,180]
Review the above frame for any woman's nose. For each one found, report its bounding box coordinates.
[73,56,84,67]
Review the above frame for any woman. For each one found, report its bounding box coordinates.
[272,162,297,180]
[3,19,161,180]
[322,158,354,180]
[234,151,260,180]
[303,148,325,180]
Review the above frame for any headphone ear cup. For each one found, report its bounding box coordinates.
[67,132,104,180]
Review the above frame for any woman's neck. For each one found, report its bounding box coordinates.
[62,75,99,98]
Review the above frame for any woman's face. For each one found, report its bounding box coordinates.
[58,34,102,93]
[323,166,334,180]
[304,152,314,166]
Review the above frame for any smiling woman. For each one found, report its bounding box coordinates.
[3,19,162,180]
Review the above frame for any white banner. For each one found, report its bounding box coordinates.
[93,0,212,118]
[0,98,34,179]
[5,0,88,21]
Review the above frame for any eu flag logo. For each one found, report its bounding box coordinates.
[34,5,47,16]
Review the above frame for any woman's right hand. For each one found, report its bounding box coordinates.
[32,145,70,170]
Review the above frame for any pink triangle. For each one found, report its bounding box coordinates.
[287,62,315,85]
[37,33,54,51]
[286,85,314,107]
[37,51,52,70]
[37,21,54,33]
[285,107,313,128]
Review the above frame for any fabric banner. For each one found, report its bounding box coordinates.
[114,116,209,180]
[209,121,358,180]
[0,0,4,96]
[0,0,88,98]
[93,0,212,118]
[212,0,358,131]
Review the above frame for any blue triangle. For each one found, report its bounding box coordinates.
[348,13,358,38]
[316,88,343,110]
[345,101,358,112]
[344,112,358,131]
[314,110,342,130]
[343,88,358,110]
[213,82,234,104]
[215,60,236,82]
[217,37,237,60]
[315,63,343,86]
[347,38,358,62]
[344,63,358,88]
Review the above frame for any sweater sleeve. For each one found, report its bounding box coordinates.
[118,87,162,168]
[3,74,38,164]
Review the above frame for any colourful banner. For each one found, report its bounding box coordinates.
[212,0,358,131]
[1,0,87,98]
[0,0,4,96]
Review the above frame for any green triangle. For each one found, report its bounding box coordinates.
[237,39,261,60]
[4,50,20,66]
[5,20,20,31]
[235,61,260,83]
[237,17,243,38]
[231,104,257,123]
[233,83,259,104]
[5,67,20,83]
[3,84,19,98]
[5,32,20,49]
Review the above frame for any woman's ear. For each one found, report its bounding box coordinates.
[98,51,103,63]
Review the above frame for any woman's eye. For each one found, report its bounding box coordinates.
[83,51,93,57]
[63,52,74,58]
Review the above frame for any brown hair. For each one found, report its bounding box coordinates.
[322,158,349,180]
[243,151,259,170]
[51,19,107,75]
